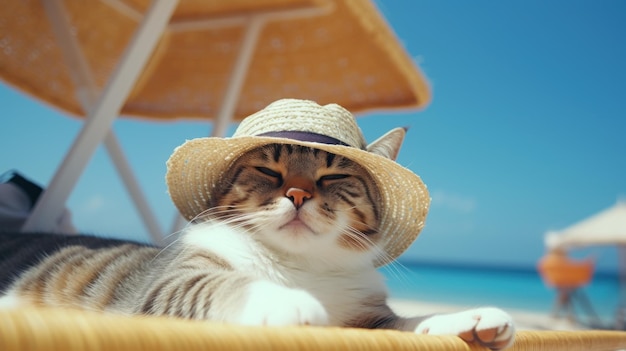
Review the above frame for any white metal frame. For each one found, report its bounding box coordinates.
[36,0,165,242]
[22,0,178,238]
[22,0,330,242]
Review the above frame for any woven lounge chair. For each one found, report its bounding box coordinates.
[1,308,626,351]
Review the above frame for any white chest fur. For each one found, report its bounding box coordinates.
[182,221,388,326]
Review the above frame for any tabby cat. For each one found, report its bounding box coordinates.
[0,131,514,350]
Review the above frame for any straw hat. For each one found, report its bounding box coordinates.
[166,99,429,265]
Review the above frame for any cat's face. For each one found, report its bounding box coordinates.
[212,144,383,265]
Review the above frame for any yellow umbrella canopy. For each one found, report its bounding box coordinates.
[0,0,430,239]
[0,0,430,122]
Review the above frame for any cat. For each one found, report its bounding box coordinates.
[0,130,515,350]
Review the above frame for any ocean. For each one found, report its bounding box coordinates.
[381,261,621,326]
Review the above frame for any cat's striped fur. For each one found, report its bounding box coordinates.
[0,132,515,350]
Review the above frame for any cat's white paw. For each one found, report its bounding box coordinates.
[237,281,328,326]
[415,307,515,350]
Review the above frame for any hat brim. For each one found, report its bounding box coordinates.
[166,136,430,266]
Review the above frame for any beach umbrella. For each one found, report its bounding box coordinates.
[0,0,431,241]
[545,201,626,325]
[546,202,626,248]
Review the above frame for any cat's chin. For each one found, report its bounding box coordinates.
[258,225,319,256]
[279,219,316,235]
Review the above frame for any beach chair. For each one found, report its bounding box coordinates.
[537,249,600,326]
[1,307,626,351]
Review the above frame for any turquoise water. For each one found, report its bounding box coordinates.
[381,261,621,325]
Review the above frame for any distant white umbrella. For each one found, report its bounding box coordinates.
[547,202,626,249]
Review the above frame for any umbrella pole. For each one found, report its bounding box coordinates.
[169,16,265,233]
[207,4,331,136]
[22,0,178,233]
[211,17,264,138]
[39,0,164,243]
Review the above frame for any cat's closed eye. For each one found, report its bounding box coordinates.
[317,174,350,187]
[255,167,282,179]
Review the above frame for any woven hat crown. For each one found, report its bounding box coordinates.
[233,99,367,149]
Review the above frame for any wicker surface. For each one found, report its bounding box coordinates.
[0,0,430,121]
[1,308,626,351]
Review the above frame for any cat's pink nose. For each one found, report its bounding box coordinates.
[286,187,312,208]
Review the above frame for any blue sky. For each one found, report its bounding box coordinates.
[1,1,625,272]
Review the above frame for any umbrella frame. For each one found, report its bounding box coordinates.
[35,0,167,242]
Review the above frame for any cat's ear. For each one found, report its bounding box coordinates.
[366,127,407,161]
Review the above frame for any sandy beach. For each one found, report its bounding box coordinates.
[388,299,584,331]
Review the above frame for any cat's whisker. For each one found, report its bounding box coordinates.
[198,211,267,237]
[194,206,252,221]
[335,227,386,266]
[187,209,216,224]
[188,213,250,233]
[151,235,184,263]
[373,249,416,286]
[341,227,373,251]
[192,204,253,218]
[341,224,400,270]
[375,252,413,283]
[161,229,183,242]
[383,260,418,289]
[151,211,231,263]
[213,211,255,224]
[155,212,204,244]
